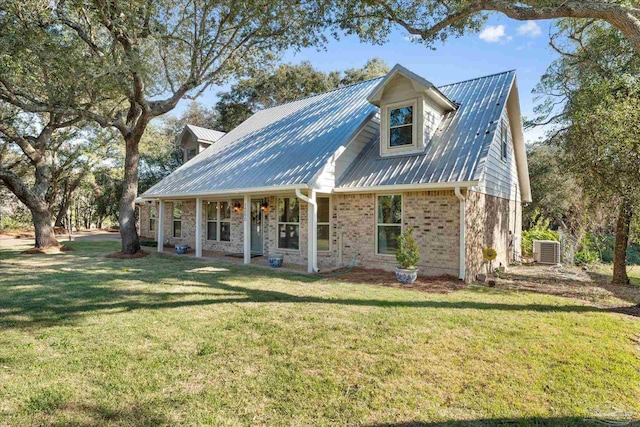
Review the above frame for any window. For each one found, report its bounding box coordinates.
[278,197,300,250]
[149,206,156,232]
[172,202,182,238]
[187,148,197,160]
[205,201,231,242]
[501,121,509,160]
[389,105,414,147]
[376,195,402,255]
[206,202,218,241]
[317,197,330,251]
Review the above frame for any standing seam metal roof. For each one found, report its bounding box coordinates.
[143,78,381,196]
[186,125,226,143]
[143,70,515,197]
[336,70,515,189]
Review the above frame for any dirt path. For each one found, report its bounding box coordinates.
[0,230,121,249]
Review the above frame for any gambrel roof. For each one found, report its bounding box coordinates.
[143,67,530,201]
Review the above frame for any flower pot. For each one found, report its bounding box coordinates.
[395,267,418,285]
[269,253,284,268]
[175,244,188,255]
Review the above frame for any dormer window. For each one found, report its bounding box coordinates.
[383,99,418,154]
[367,64,457,158]
[389,104,414,147]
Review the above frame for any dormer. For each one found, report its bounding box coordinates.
[367,65,457,157]
[176,124,226,162]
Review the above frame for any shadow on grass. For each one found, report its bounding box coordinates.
[370,416,639,426]
[0,241,615,330]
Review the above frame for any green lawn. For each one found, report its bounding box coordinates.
[1,241,639,426]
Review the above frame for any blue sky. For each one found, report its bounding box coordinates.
[174,15,558,143]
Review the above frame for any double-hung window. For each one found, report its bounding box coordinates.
[149,206,156,232]
[317,197,330,251]
[389,103,414,147]
[376,195,402,255]
[278,197,300,250]
[501,120,508,160]
[206,201,231,242]
[172,202,182,238]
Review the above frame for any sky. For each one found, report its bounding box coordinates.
[172,15,559,144]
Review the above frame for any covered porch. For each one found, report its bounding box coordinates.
[142,188,324,273]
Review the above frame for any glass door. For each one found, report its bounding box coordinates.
[250,200,263,254]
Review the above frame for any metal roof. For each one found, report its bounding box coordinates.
[185,125,226,143]
[143,78,381,197]
[336,70,516,189]
[143,69,516,198]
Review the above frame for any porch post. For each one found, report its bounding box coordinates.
[195,197,203,257]
[307,190,317,273]
[157,200,164,253]
[243,194,251,264]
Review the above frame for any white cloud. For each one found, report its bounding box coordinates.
[517,21,542,37]
[479,25,507,43]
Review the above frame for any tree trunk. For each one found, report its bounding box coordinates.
[33,208,59,248]
[612,201,632,285]
[119,132,143,254]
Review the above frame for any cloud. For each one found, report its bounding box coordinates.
[479,25,507,43]
[517,21,542,37]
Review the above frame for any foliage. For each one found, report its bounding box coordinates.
[215,58,389,131]
[531,21,640,283]
[334,1,640,54]
[575,232,640,266]
[395,227,420,269]
[522,215,559,256]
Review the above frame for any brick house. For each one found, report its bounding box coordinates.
[138,64,531,281]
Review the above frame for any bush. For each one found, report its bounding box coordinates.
[0,214,32,231]
[575,232,640,265]
[396,227,420,269]
[522,216,559,256]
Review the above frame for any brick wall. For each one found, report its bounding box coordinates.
[138,203,156,240]
[149,191,466,278]
[333,191,460,277]
[465,190,520,280]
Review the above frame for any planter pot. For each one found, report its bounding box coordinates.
[175,244,188,255]
[269,253,284,268]
[395,267,418,285]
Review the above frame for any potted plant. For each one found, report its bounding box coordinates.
[395,227,420,284]
[269,253,284,268]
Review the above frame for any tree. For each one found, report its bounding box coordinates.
[0,105,87,248]
[0,0,331,254]
[533,21,640,284]
[215,58,389,131]
[338,1,640,54]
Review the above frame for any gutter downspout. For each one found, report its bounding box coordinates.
[454,187,466,281]
[295,188,318,273]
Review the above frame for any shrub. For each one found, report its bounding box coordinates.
[396,227,420,269]
[522,216,559,256]
[575,232,640,265]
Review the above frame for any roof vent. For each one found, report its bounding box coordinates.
[533,240,560,265]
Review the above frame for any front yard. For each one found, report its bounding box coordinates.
[0,240,639,426]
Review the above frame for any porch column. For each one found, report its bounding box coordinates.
[243,194,251,264]
[195,197,203,257]
[307,190,317,273]
[157,200,165,253]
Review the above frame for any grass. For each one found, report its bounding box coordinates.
[0,240,639,426]
[595,264,640,287]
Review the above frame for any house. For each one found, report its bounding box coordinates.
[138,64,531,281]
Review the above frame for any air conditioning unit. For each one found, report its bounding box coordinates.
[533,240,560,265]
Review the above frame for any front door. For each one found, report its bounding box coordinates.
[251,199,263,255]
